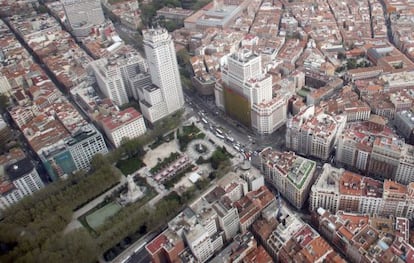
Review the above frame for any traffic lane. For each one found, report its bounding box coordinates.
[188,95,253,149]
[124,248,150,263]
[185,91,287,152]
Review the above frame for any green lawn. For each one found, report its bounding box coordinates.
[86,202,122,231]
[116,157,145,175]
[178,125,203,151]
[182,124,200,135]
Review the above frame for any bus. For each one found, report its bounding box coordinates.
[215,132,225,139]
[201,118,208,124]
[215,128,223,135]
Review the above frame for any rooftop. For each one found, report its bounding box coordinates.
[100,107,142,132]
[5,158,34,181]
[260,148,315,189]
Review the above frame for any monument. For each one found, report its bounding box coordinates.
[120,175,144,204]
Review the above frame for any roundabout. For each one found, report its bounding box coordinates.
[186,139,215,160]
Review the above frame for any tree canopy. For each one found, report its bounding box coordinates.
[0,94,9,113]
[0,165,120,262]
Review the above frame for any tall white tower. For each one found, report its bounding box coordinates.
[142,27,184,119]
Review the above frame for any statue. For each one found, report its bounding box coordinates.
[120,175,144,204]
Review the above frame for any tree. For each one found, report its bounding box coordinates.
[0,167,120,263]
[37,5,48,14]
[90,153,108,171]
[346,58,357,70]
[0,94,9,113]
[195,178,209,190]
[210,148,228,169]
[120,138,144,158]
[337,52,346,60]
[140,4,157,26]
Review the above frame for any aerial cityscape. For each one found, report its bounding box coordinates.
[0,0,414,262]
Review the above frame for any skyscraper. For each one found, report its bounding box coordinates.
[141,27,184,123]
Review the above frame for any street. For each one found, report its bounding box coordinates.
[183,90,287,153]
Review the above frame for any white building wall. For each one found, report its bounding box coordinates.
[0,76,12,95]
[13,170,44,196]
[62,0,104,29]
[214,83,225,110]
[186,227,214,263]
[68,129,108,170]
[0,189,22,210]
[109,116,147,147]
[143,28,184,121]
[89,59,129,106]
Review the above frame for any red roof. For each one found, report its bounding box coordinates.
[0,181,15,195]
[146,234,167,255]
[101,107,142,132]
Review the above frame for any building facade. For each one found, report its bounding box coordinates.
[286,105,346,160]
[88,58,129,106]
[310,164,414,219]
[0,156,44,210]
[142,27,184,123]
[62,0,105,37]
[100,107,147,148]
[394,110,414,144]
[260,147,316,209]
[395,144,414,184]
[215,49,287,134]
[40,125,108,180]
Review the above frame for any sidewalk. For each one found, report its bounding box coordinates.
[64,175,128,234]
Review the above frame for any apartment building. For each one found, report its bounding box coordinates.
[286,105,346,160]
[395,144,414,184]
[40,124,108,180]
[310,164,414,219]
[315,208,414,263]
[100,107,146,148]
[233,186,274,233]
[394,110,414,144]
[260,147,316,209]
[0,149,44,210]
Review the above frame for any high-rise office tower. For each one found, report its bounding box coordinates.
[141,27,184,123]
[62,0,105,37]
